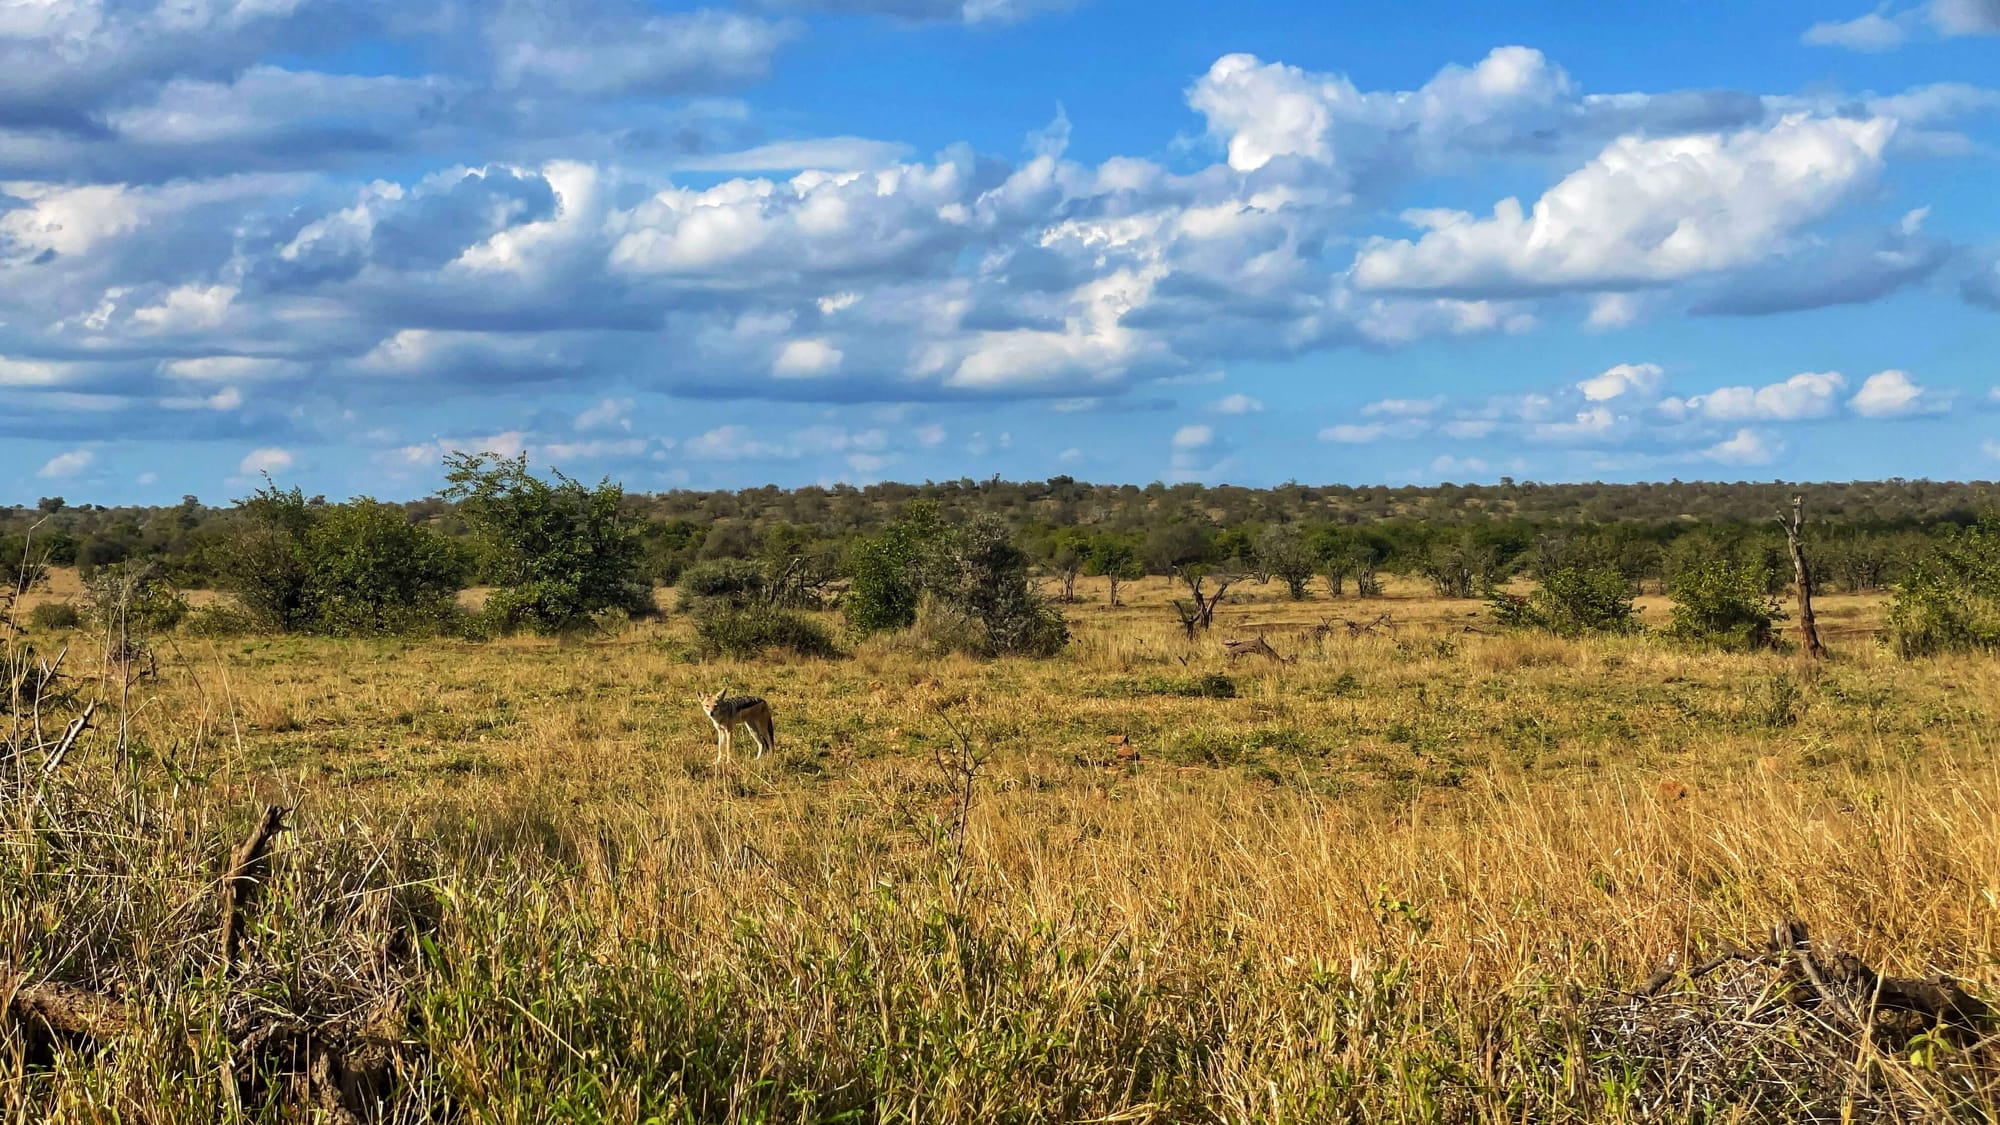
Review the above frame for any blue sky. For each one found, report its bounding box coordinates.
[3,0,1998,504]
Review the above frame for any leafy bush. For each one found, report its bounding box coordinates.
[27,601,82,631]
[692,603,842,660]
[224,483,468,636]
[675,559,767,612]
[443,453,653,634]
[83,563,189,635]
[1081,532,1144,607]
[181,602,263,638]
[304,500,469,636]
[1489,566,1637,637]
[1886,515,2000,656]
[845,501,953,634]
[948,517,1070,658]
[1665,561,1784,651]
[1421,531,1508,599]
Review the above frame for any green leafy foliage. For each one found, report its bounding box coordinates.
[1254,524,1317,600]
[692,602,843,660]
[949,517,1070,658]
[26,601,82,631]
[442,452,652,634]
[674,559,767,613]
[844,501,953,634]
[83,562,189,635]
[224,482,469,636]
[1665,560,1785,651]
[1080,531,1144,606]
[1887,515,2000,656]
[1489,566,1638,637]
[846,504,1067,657]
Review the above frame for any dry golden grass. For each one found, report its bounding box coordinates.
[6,571,1998,1122]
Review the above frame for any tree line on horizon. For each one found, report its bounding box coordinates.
[6,460,2000,659]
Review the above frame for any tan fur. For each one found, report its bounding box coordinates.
[696,687,775,761]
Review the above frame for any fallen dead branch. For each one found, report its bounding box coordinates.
[1346,612,1397,638]
[1222,634,1293,665]
[40,698,94,779]
[7,803,427,1123]
[1578,919,1998,1121]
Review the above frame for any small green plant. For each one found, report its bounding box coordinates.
[1887,515,2000,656]
[1489,566,1637,637]
[27,601,82,631]
[1665,560,1785,651]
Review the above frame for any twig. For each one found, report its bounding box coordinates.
[1635,947,1758,998]
[1773,920,1861,1030]
[41,699,95,780]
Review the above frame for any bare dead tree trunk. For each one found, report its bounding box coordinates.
[1171,566,1234,637]
[1778,495,1827,661]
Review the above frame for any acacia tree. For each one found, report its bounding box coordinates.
[1254,524,1316,600]
[442,452,651,633]
[1032,526,1090,604]
[1083,532,1144,607]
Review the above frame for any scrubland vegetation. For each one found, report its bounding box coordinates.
[6,468,2000,1122]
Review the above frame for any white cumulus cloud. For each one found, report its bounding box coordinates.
[1577,362,1663,402]
[238,447,294,475]
[1848,369,1944,416]
[1702,428,1781,465]
[1660,371,1847,422]
[1207,393,1264,414]
[37,449,95,478]
[1353,115,1896,297]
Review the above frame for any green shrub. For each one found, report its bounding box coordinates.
[845,501,952,634]
[304,500,469,636]
[1887,515,2000,656]
[27,601,83,631]
[675,559,767,612]
[1665,561,1784,651]
[950,517,1069,658]
[223,483,469,636]
[444,452,653,634]
[845,505,1068,657]
[181,602,264,638]
[1489,566,1637,637]
[693,603,842,660]
[81,564,189,638]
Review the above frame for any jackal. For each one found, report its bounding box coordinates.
[696,687,776,760]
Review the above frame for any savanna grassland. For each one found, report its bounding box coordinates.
[6,569,1999,1123]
